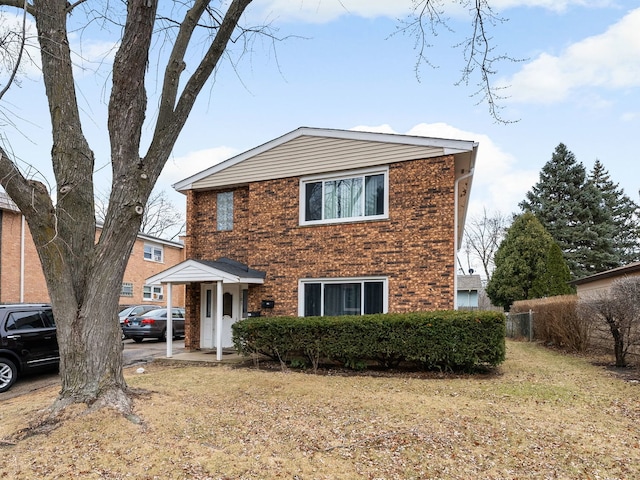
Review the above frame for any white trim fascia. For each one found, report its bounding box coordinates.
[173,126,478,192]
[146,259,239,285]
[237,276,265,284]
[96,222,184,248]
[136,232,184,249]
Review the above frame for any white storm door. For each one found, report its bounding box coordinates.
[201,284,215,349]
[221,284,240,348]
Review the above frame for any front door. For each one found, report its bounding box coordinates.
[200,284,215,349]
[221,284,240,348]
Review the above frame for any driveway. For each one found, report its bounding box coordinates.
[122,338,185,366]
[1,339,185,400]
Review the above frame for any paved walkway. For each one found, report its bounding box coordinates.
[152,348,252,366]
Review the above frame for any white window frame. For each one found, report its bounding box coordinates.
[299,167,389,226]
[120,282,134,297]
[297,277,388,316]
[143,285,164,301]
[143,243,164,263]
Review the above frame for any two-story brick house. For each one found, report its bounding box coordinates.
[148,127,478,358]
[0,191,185,307]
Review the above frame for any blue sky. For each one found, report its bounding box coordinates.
[1,0,639,236]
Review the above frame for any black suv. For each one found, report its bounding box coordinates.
[0,304,59,393]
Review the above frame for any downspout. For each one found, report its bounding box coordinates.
[20,215,25,303]
[453,169,474,310]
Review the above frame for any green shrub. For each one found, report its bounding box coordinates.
[512,295,590,352]
[232,311,506,372]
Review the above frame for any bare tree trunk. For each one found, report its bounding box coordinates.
[608,324,626,367]
[0,0,254,415]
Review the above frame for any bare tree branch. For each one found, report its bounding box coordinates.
[401,0,524,123]
[462,207,508,280]
[0,0,27,100]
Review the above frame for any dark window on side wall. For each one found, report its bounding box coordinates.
[304,283,322,317]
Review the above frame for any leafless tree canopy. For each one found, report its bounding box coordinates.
[403,0,522,122]
[462,207,507,280]
[96,188,184,240]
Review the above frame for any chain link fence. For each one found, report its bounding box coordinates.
[506,310,534,341]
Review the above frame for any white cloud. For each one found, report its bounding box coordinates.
[490,0,614,13]
[253,0,614,24]
[70,39,119,76]
[501,7,640,104]
[0,13,41,80]
[352,122,537,216]
[621,111,640,122]
[159,146,239,188]
[254,0,411,23]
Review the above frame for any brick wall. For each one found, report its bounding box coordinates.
[184,155,456,326]
[119,237,185,308]
[0,209,185,307]
[0,210,49,302]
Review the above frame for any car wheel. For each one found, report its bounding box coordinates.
[0,358,17,393]
[160,329,167,342]
[132,337,143,343]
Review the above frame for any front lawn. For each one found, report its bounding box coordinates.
[1,340,639,479]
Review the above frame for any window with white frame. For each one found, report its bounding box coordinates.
[143,243,163,263]
[217,191,233,231]
[143,285,163,301]
[120,282,134,297]
[301,167,388,225]
[299,278,387,317]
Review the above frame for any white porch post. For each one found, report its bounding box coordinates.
[216,280,223,361]
[166,282,173,358]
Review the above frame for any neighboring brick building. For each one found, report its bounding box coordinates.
[0,192,185,307]
[148,127,478,357]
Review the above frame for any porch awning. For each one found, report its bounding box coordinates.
[145,257,266,285]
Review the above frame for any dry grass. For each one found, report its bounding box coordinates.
[1,340,640,479]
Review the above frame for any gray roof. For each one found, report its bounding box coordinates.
[0,192,19,212]
[193,257,266,279]
[457,274,483,290]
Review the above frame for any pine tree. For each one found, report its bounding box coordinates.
[589,160,640,265]
[519,143,617,279]
[486,213,573,310]
[530,241,574,298]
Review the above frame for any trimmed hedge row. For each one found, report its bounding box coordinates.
[232,311,506,371]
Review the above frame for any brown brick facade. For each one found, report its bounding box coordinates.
[0,210,49,302]
[120,237,185,308]
[0,208,185,307]
[183,155,456,321]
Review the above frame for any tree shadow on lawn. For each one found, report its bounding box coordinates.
[230,357,503,381]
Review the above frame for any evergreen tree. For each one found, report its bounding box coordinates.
[589,160,640,265]
[530,241,574,298]
[519,143,617,279]
[486,213,573,310]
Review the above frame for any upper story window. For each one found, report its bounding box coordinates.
[300,167,388,225]
[144,243,164,263]
[217,191,234,231]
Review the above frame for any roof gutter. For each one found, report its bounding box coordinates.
[453,168,475,310]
